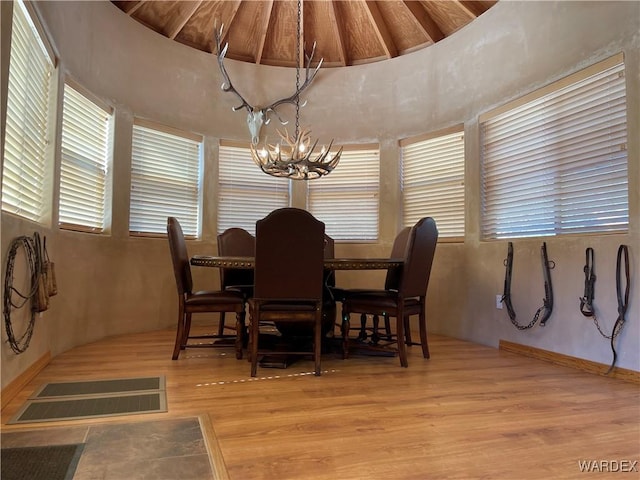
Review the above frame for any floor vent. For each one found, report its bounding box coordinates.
[9,377,167,424]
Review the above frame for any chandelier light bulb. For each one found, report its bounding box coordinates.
[250,128,342,180]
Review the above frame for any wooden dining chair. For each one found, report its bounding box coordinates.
[248,208,325,377]
[217,227,255,337]
[274,233,336,340]
[167,217,246,360]
[340,217,438,367]
[332,226,412,343]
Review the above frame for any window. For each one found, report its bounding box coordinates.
[130,120,202,237]
[59,82,113,232]
[2,0,55,222]
[218,142,289,235]
[401,127,465,239]
[480,54,628,239]
[307,146,379,241]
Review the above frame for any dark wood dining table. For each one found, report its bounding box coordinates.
[190,255,403,270]
[190,254,404,363]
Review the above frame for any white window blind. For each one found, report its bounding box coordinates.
[1,0,54,222]
[218,142,289,235]
[401,128,465,239]
[307,147,379,241]
[59,83,113,233]
[480,54,628,239]
[130,121,202,237]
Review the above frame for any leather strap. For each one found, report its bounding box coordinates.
[502,242,517,322]
[607,244,630,373]
[502,242,554,330]
[538,242,555,327]
[579,247,596,316]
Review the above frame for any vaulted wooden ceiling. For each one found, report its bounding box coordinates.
[111,1,497,68]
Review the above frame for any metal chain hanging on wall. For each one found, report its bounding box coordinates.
[579,244,630,373]
[501,242,555,330]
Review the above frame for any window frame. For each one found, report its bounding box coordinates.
[1,0,56,223]
[129,119,203,238]
[306,144,380,242]
[400,125,465,242]
[479,53,628,240]
[58,80,114,233]
[217,140,290,236]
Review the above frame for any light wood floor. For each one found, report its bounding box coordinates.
[2,324,639,480]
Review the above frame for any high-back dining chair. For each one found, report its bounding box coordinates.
[384,227,412,290]
[167,217,246,360]
[217,227,255,337]
[340,217,438,367]
[275,233,336,339]
[248,208,325,376]
[332,227,411,342]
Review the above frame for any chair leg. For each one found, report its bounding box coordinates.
[172,305,186,360]
[404,315,413,346]
[383,314,392,341]
[314,309,322,376]
[218,312,226,336]
[250,308,260,377]
[396,306,408,367]
[246,323,253,363]
[371,315,380,345]
[235,310,245,360]
[341,311,351,359]
[419,305,430,359]
[183,312,192,346]
[358,314,367,341]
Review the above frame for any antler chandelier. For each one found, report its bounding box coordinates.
[252,127,340,179]
[215,0,341,180]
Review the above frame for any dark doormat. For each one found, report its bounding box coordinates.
[32,376,165,398]
[0,443,84,480]
[8,377,167,424]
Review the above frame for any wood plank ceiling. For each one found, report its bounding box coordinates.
[111,0,497,68]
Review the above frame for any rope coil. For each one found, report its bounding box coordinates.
[3,233,43,354]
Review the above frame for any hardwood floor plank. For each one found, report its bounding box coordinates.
[1,325,638,479]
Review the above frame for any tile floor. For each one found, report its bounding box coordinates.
[1,418,215,480]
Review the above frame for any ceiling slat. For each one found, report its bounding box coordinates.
[167,1,203,40]
[403,1,444,44]
[363,0,398,59]
[110,0,495,67]
[254,0,274,64]
[328,1,347,66]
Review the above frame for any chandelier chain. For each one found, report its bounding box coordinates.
[247,0,342,180]
[295,0,302,139]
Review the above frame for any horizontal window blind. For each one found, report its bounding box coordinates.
[59,83,113,233]
[130,123,202,237]
[218,143,289,235]
[1,0,54,222]
[307,147,379,241]
[401,129,465,238]
[481,54,628,239]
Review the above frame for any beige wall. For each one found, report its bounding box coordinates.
[1,1,638,389]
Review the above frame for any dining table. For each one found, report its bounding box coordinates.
[190,255,403,270]
[190,254,405,364]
